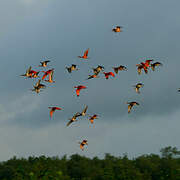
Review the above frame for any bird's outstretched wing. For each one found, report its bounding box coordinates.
[84,48,89,57]
[66,119,73,127]
[82,105,88,115]
[128,105,132,113]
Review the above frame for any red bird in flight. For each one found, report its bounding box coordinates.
[144,59,153,67]
[103,72,115,79]
[45,70,55,83]
[78,48,89,59]
[42,69,54,80]
[30,70,40,78]
[74,85,87,96]
[48,106,62,118]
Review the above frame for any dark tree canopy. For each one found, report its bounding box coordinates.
[0,146,180,180]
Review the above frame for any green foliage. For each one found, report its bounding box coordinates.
[160,146,180,159]
[0,146,179,180]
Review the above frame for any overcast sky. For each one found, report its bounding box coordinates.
[0,0,180,161]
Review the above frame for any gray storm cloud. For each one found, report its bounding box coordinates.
[0,0,180,160]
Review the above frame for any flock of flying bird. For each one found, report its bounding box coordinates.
[20,26,163,151]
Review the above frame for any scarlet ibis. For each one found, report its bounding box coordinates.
[48,106,62,118]
[45,70,55,83]
[42,69,54,80]
[74,85,87,96]
[78,48,89,59]
[144,59,153,67]
[30,70,40,78]
[136,64,148,75]
[103,72,115,79]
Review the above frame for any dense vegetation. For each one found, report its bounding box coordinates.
[0,146,180,180]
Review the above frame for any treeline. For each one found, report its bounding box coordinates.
[0,146,180,180]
